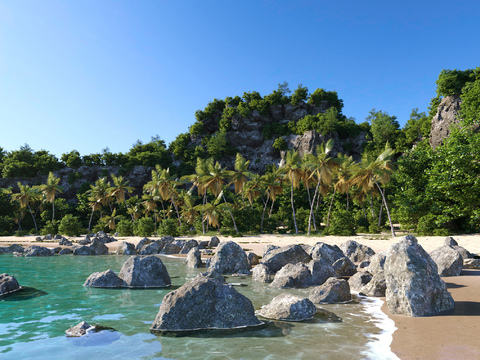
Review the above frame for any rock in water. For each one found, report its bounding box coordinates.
[270,264,312,289]
[185,247,203,268]
[150,273,263,334]
[384,235,454,317]
[258,293,317,321]
[119,256,171,288]
[66,321,94,337]
[24,245,54,257]
[308,259,336,286]
[309,278,351,304]
[429,245,463,277]
[0,273,21,296]
[348,271,373,292]
[359,271,386,297]
[84,269,126,288]
[208,241,249,274]
[261,244,312,273]
[252,264,271,283]
[116,241,137,255]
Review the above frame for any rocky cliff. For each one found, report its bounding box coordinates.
[429,95,462,149]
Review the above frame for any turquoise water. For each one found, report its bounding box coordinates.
[0,254,397,359]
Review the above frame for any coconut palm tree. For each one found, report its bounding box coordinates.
[109,174,134,219]
[259,165,284,233]
[39,172,63,223]
[103,209,123,231]
[11,183,41,232]
[229,153,253,209]
[282,150,303,234]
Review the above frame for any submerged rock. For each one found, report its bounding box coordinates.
[119,256,171,288]
[66,321,94,337]
[150,273,263,334]
[258,293,317,321]
[252,264,271,283]
[0,273,21,296]
[208,241,249,274]
[384,235,454,317]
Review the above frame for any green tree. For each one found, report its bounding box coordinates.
[282,150,303,234]
[39,172,63,223]
[366,109,400,153]
[11,183,40,232]
[436,68,476,97]
[291,84,309,105]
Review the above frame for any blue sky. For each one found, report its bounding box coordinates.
[1,0,479,157]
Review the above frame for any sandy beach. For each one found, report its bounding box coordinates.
[2,233,480,359]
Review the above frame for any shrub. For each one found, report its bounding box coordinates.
[41,221,58,236]
[158,218,179,237]
[133,217,155,237]
[273,137,288,151]
[116,219,134,236]
[416,214,437,236]
[58,214,83,237]
[323,208,356,236]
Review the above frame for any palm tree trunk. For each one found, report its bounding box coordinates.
[378,193,384,227]
[269,199,275,217]
[374,179,395,237]
[201,193,206,234]
[369,194,376,218]
[346,192,349,211]
[290,185,298,234]
[361,201,367,218]
[326,188,337,227]
[88,209,94,232]
[27,204,38,232]
[160,200,166,220]
[222,194,238,234]
[52,200,55,223]
[261,196,269,234]
[171,197,182,227]
[308,181,321,235]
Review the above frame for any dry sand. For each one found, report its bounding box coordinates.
[2,233,480,359]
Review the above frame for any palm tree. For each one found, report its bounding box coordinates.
[229,153,253,208]
[103,209,123,231]
[39,172,63,223]
[260,166,284,233]
[282,150,303,234]
[11,182,41,232]
[109,174,134,219]
[86,178,112,217]
[180,191,199,226]
[243,174,263,206]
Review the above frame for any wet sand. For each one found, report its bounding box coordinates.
[2,233,480,359]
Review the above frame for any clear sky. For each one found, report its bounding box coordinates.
[1,0,479,158]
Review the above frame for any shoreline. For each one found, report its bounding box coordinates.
[2,233,480,359]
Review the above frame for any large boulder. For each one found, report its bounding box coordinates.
[139,242,163,255]
[150,272,263,334]
[24,245,54,257]
[309,278,351,304]
[84,269,125,288]
[453,246,472,260]
[308,259,336,286]
[262,244,280,258]
[89,239,109,255]
[309,242,344,265]
[332,257,357,277]
[429,245,463,277]
[135,237,153,252]
[208,241,249,275]
[160,243,182,255]
[339,240,375,262]
[116,241,137,255]
[0,244,24,254]
[258,294,317,321]
[366,251,386,275]
[119,256,171,288]
[73,245,94,256]
[261,244,311,273]
[0,273,21,296]
[252,264,271,283]
[180,239,199,254]
[384,235,454,317]
[208,236,220,248]
[186,247,203,268]
[359,271,386,297]
[270,264,312,289]
[348,271,373,292]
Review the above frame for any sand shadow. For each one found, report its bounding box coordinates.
[444,282,467,289]
[437,301,480,316]
[461,269,480,276]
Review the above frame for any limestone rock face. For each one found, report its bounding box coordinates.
[252,264,271,283]
[186,247,203,268]
[430,95,462,149]
[359,271,386,297]
[308,259,336,286]
[84,269,125,288]
[258,293,317,321]
[119,256,171,288]
[0,273,21,296]
[261,244,312,273]
[309,278,351,304]
[332,257,357,277]
[348,271,373,292]
[208,241,249,275]
[429,245,463,277]
[309,242,345,265]
[116,241,137,255]
[150,273,263,334]
[384,235,454,317]
[24,245,54,257]
[339,240,375,263]
[270,264,312,289]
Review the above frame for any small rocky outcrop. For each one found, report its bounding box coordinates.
[252,264,271,283]
[270,264,312,289]
[246,252,260,269]
[261,244,312,273]
[359,271,386,297]
[309,278,351,304]
[180,239,199,254]
[73,245,94,256]
[116,241,137,255]
[65,321,95,337]
[24,245,54,257]
[150,272,263,334]
[348,271,373,292]
[384,235,454,317]
[208,241,249,275]
[444,237,458,247]
[309,242,344,265]
[430,95,462,149]
[84,269,126,288]
[430,245,463,277]
[0,244,24,254]
[332,257,357,277]
[339,240,375,262]
[59,248,73,255]
[59,238,73,246]
[90,239,109,255]
[135,238,153,252]
[258,294,317,321]
[308,259,336,286]
[119,256,171,288]
[366,251,386,275]
[186,247,203,268]
[139,242,163,255]
[208,236,220,248]
[0,273,21,296]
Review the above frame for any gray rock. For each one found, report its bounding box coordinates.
[24,245,54,257]
[258,293,317,321]
[53,247,62,254]
[116,241,137,255]
[84,269,126,288]
[308,259,336,286]
[54,234,63,240]
[150,272,263,334]
[246,251,260,269]
[65,321,94,337]
[0,244,24,253]
[430,95,462,148]
[208,241,249,275]
[160,243,182,255]
[309,278,351,304]
[309,242,344,265]
[453,246,472,259]
[252,264,271,283]
[384,235,454,317]
[348,271,373,292]
[262,244,280,258]
[261,244,312,273]
[208,236,220,248]
[359,271,386,297]
[430,245,463,277]
[73,245,94,256]
[180,239,199,254]
[119,255,171,288]
[0,273,21,296]
[160,235,175,243]
[198,241,209,249]
[59,248,73,255]
[463,258,480,269]
[89,239,109,255]
[358,261,370,269]
[332,257,357,277]
[139,241,162,255]
[186,247,203,268]
[135,237,152,252]
[366,251,386,275]
[59,238,73,246]
[444,237,458,247]
[270,264,312,289]
[339,240,375,262]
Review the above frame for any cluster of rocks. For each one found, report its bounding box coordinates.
[84,255,171,288]
[0,244,24,254]
[0,273,21,296]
